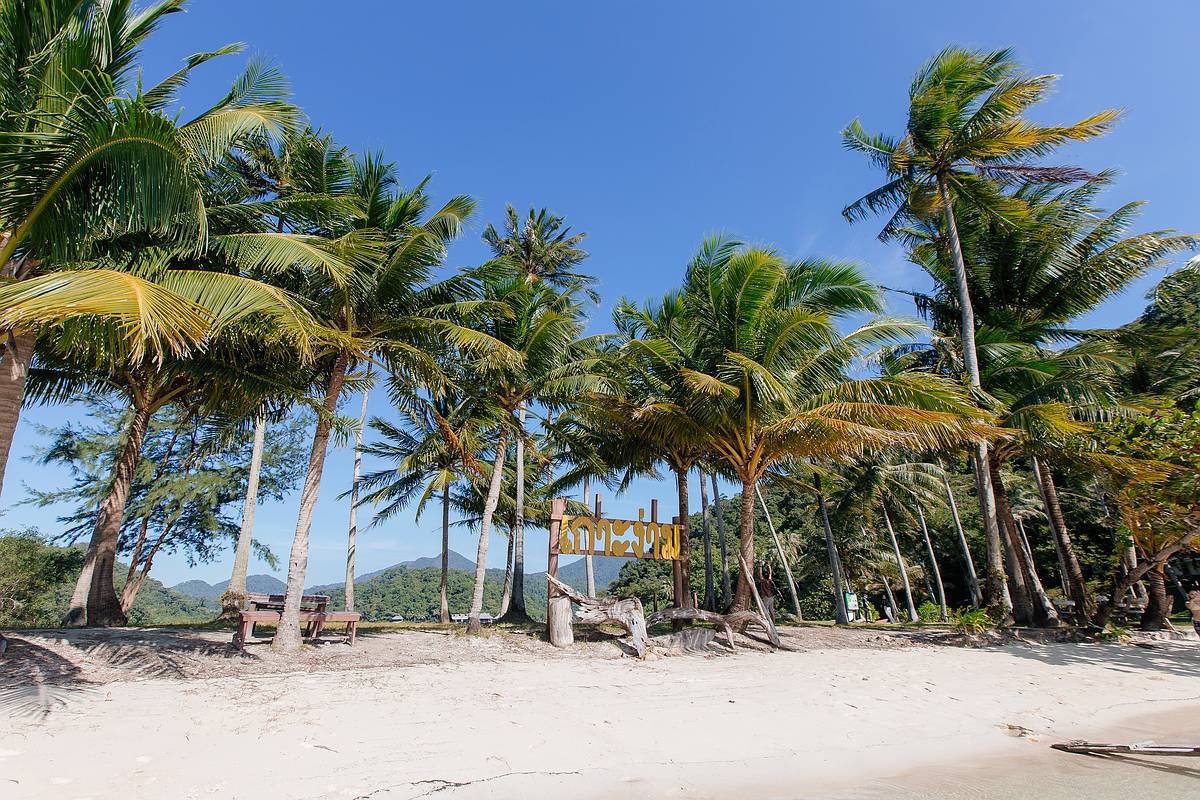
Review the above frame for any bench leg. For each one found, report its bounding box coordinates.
[234,619,250,651]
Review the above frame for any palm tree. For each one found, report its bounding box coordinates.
[461,271,607,632]
[843,46,1120,620]
[610,239,994,613]
[357,386,488,623]
[270,154,497,651]
[0,3,297,494]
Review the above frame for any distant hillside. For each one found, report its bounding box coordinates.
[307,550,476,594]
[555,555,624,591]
[170,573,285,600]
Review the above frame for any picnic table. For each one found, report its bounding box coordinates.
[233,593,360,650]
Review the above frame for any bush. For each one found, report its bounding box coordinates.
[917,601,943,623]
[0,529,83,627]
[952,607,992,634]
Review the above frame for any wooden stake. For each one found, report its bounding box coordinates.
[546,498,572,647]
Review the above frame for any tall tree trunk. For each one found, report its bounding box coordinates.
[223,413,266,617]
[879,574,899,623]
[700,470,714,610]
[500,405,529,620]
[674,465,693,609]
[1139,564,1172,632]
[814,474,849,624]
[468,428,508,634]
[712,472,731,607]
[345,380,371,613]
[917,504,948,621]
[64,400,154,626]
[938,173,1011,622]
[120,517,176,613]
[989,453,1059,627]
[582,476,595,597]
[439,483,451,624]
[273,352,348,652]
[756,482,801,618]
[941,469,982,607]
[1032,457,1090,623]
[0,329,35,499]
[731,476,757,612]
[499,519,514,616]
[881,505,918,623]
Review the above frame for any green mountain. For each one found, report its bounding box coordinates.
[170,574,285,600]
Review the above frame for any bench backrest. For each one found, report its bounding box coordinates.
[247,593,329,610]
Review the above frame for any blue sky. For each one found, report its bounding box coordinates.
[5,1,1198,588]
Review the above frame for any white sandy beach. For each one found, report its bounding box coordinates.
[2,627,1198,799]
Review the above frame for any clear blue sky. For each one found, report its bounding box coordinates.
[5,1,1197,587]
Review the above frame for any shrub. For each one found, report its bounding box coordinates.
[952,607,992,634]
[917,601,943,623]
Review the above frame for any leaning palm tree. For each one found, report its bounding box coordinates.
[270,154,504,652]
[0,5,297,493]
[842,46,1120,620]
[461,271,609,632]
[604,240,995,613]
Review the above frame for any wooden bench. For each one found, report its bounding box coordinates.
[232,598,360,650]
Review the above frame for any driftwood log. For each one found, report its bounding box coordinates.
[646,607,778,650]
[546,574,649,658]
[1052,741,1200,757]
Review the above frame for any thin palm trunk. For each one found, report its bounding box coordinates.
[731,476,757,612]
[674,465,693,609]
[1032,457,1090,622]
[499,520,514,616]
[712,472,731,606]
[881,505,918,622]
[937,173,1011,622]
[1140,564,1171,631]
[273,352,349,652]
[439,483,451,623]
[224,413,267,617]
[700,469,714,610]
[0,330,35,499]
[941,470,982,607]
[345,380,371,613]
[500,404,529,620]
[879,574,899,623]
[468,428,509,634]
[814,474,850,624]
[64,401,154,627]
[583,476,595,597]
[756,482,800,618]
[917,504,948,621]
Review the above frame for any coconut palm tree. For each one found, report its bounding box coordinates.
[0,3,298,494]
[461,271,608,632]
[842,46,1121,620]
[357,385,490,623]
[269,154,502,651]
[609,239,994,613]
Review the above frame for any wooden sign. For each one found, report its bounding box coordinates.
[556,510,683,560]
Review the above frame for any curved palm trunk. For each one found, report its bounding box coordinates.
[917,504,948,622]
[0,330,35,499]
[499,519,514,616]
[881,506,918,623]
[273,352,349,652]
[468,428,509,634]
[731,476,757,612]
[674,465,693,609]
[500,405,529,620]
[1139,564,1171,632]
[937,174,1011,623]
[988,453,1059,627]
[941,470,982,607]
[700,470,714,610]
[223,413,266,618]
[814,474,849,624]
[712,472,731,606]
[583,476,595,597]
[344,382,371,613]
[1032,457,1090,623]
[756,482,800,618]
[65,401,153,627]
[439,484,451,623]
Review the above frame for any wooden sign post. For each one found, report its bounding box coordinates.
[546,498,572,647]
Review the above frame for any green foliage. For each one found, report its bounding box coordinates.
[917,601,942,623]
[952,606,992,634]
[321,566,519,622]
[0,528,83,626]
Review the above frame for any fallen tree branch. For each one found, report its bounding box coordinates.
[546,574,649,658]
[645,607,777,650]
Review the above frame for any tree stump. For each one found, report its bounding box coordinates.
[546,574,649,658]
